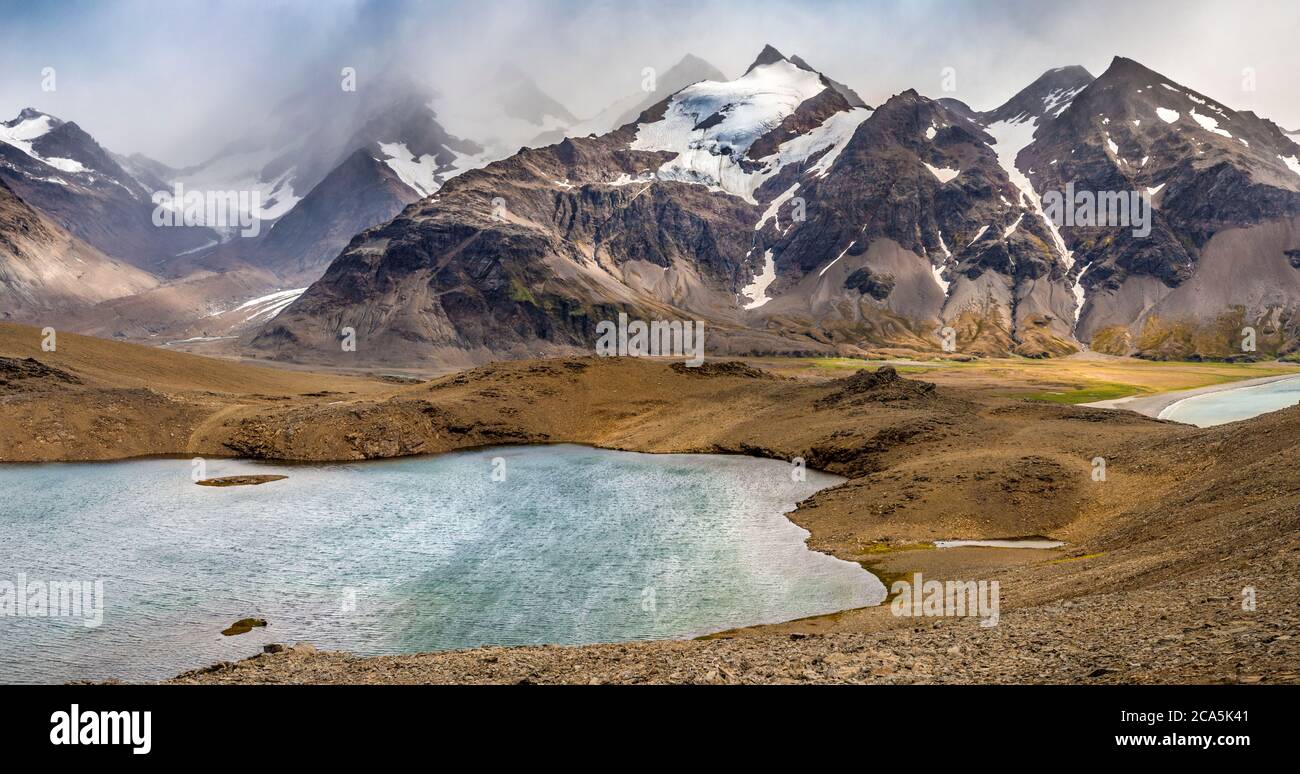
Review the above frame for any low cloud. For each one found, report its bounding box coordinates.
[1,0,1296,166]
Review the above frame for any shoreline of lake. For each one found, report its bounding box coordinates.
[0,445,884,684]
[1081,371,1300,419]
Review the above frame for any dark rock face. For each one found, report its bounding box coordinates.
[755,87,1081,356]
[745,44,790,73]
[1015,57,1300,356]
[845,267,895,300]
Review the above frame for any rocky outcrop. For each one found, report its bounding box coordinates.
[0,355,81,388]
[1015,57,1300,357]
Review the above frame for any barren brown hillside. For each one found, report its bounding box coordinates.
[1,322,1295,683]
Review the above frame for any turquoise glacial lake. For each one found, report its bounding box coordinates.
[1159,375,1300,427]
[0,445,883,683]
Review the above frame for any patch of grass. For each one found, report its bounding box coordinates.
[1007,382,1146,404]
[508,277,537,305]
[859,562,918,604]
[805,357,877,371]
[859,541,936,554]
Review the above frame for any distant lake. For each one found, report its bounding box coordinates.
[1159,375,1300,427]
[0,445,882,683]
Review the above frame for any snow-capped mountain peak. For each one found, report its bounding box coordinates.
[1,109,85,176]
[535,53,729,146]
[982,65,1094,125]
[630,49,871,202]
[744,43,791,73]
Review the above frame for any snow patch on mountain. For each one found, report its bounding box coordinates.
[255,172,301,221]
[174,237,220,257]
[174,148,302,232]
[1156,107,1180,124]
[607,173,646,186]
[932,263,950,296]
[630,60,834,203]
[741,249,777,308]
[924,162,959,183]
[1189,110,1232,139]
[819,246,849,277]
[228,287,308,323]
[0,113,86,173]
[1002,213,1024,238]
[763,106,871,180]
[1072,262,1092,322]
[1044,85,1085,117]
[756,182,801,230]
[377,142,441,196]
[984,116,1074,268]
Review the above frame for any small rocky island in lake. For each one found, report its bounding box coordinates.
[195,475,288,487]
[222,618,268,636]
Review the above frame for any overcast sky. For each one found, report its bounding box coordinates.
[2,0,1297,166]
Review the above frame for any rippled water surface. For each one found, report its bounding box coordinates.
[0,445,882,683]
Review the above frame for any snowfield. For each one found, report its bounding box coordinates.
[924,162,959,183]
[631,60,869,203]
[984,115,1074,269]
[740,249,777,308]
[175,145,302,229]
[207,288,309,324]
[1189,110,1232,139]
[378,142,442,197]
[932,263,950,296]
[0,113,87,174]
